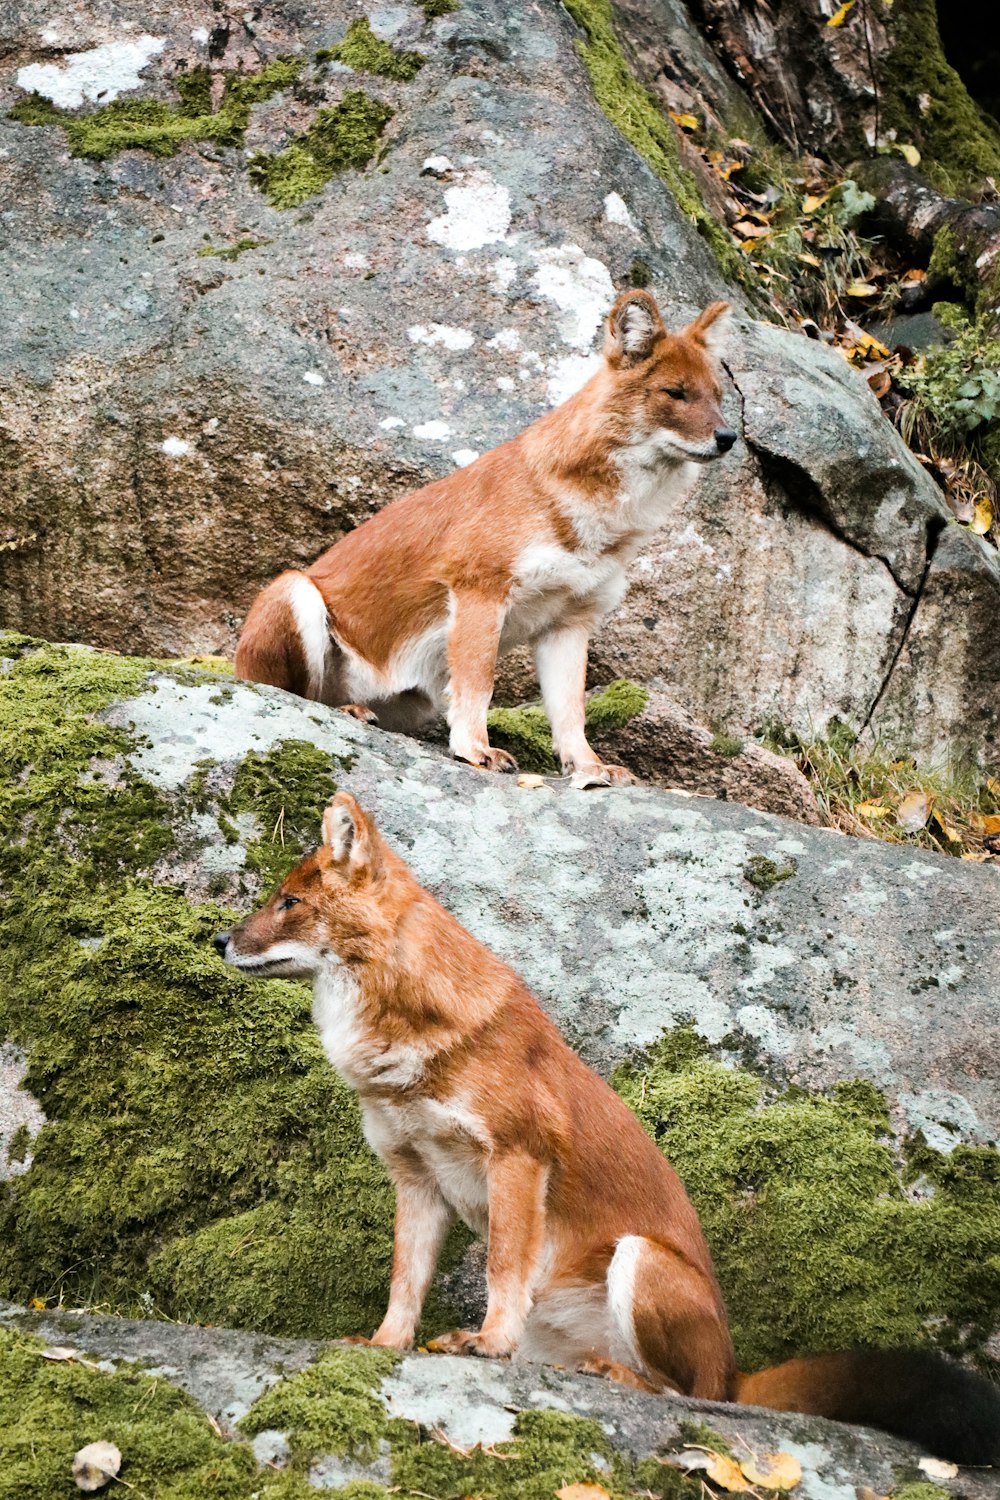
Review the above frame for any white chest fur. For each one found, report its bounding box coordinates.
[362,1092,491,1234]
[312,967,426,1092]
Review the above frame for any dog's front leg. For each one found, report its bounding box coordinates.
[367,1173,455,1349]
[430,1150,548,1357]
[535,624,634,788]
[446,590,517,772]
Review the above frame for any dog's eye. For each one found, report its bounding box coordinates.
[662,386,687,401]
[277,896,301,912]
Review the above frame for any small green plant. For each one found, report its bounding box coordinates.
[319,19,426,82]
[897,309,1000,448]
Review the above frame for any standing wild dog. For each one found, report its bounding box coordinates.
[234,290,736,787]
[215,793,1000,1464]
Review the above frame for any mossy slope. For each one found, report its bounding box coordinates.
[1,639,997,1379]
[0,1328,709,1500]
[0,636,457,1337]
[616,1031,1000,1372]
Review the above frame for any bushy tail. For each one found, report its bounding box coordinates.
[234,570,330,700]
[736,1349,1000,1464]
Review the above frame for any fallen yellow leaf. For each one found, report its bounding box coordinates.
[798,252,822,268]
[517,773,546,789]
[706,1455,750,1492]
[733,219,771,239]
[930,808,963,844]
[844,281,879,297]
[802,193,831,214]
[895,142,921,166]
[854,330,891,359]
[971,813,1000,837]
[28,1297,46,1310]
[856,800,891,819]
[740,1451,803,1490]
[669,112,699,131]
[896,790,933,833]
[826,0,856,23]
[555,1487,611,1500]
[970,497,994,535]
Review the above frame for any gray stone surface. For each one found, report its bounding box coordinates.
[0,1,997,765]
[104,671,1000,1145]
[3,1301,994,1498]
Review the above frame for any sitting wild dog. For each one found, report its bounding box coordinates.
[214,793,1000,1464]
[234,290,736,788]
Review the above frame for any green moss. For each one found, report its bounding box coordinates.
[249,91,394,208]
[881,0,1000,196]
[0,1327,315,1500]
[241,1346,400,1465]
[321,19,426,82]
[488,679,648,774]
[561,0,742,281]
[584,678,649,732]
[614,1032,1000,1372]
[742,854,797,892]
[7,59,304,161]
[674,1419,732,1457]
[0,638,457,1339]
[7,1124,31,1165]
[226,740,342,885]
[891,1484,948,1500]
[416,0,459,15]
[710,730,744,758]
[198,237,270,261]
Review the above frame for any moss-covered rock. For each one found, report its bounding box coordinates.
[248,91,394,209]
[0,636,456,1336]
[8,59,304,160]
[487,679,648,774]
[616,1031,1000,1372]
[2,637,998,1378]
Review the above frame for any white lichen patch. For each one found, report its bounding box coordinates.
[412,420,452,441]
[488,328,521,353]
[379,415,405,430]
[452,449,479,467]
[160,436,193,458]
[421,155,455,178]
[303,371,326,386]
[427,168,512,252]
[603,191,638,232]
[408,324,475,351]
[0,1043,45,1181]
[546,352,601,407]
[17,35,165,109]
[381,1354,516,1448]
[368,6,411,39]
[531,244,616,351]
[490,256,518,294]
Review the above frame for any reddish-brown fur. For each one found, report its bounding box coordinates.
[215,796,1000,1464]
[235,292,735,785]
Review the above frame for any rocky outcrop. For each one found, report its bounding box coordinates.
[3,1302,997,1499]
[1,639,998,1376]
[1,2,998,766]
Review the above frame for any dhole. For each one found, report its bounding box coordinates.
[215,793,1000,1464]
[234,290,736,786]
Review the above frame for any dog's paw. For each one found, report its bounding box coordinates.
[454,746,519,774]
[426,1328,512,1358]
[569,762,636,790]
[340,703,379,723]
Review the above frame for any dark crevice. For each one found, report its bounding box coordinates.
[861,517,945,734]
[744,446,918,599]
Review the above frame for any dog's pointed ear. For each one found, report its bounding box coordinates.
[321,792,377,875]
[683,300,731,353]
[605,290,666,368]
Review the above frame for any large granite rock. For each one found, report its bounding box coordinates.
[0,1,997,765]
[1,639,998,1381]
[3,1302,996,1499]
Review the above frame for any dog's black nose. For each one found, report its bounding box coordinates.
[714,427,737,452]
[213,931,231,958]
